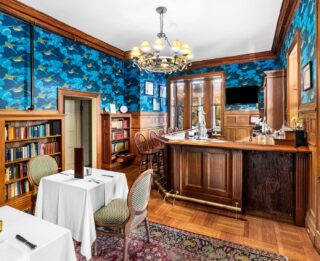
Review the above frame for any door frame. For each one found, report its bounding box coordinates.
[58,89,101,168]
[286,29,301,116]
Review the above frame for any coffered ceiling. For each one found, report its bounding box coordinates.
[19,0,283,61]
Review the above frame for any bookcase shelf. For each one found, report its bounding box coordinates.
[101,113,134,170]
[5,152,61,165]
[0,114,65,211]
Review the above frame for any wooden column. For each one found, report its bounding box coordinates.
[203,78,212,129]
[0,120,5,205]
[295,152,309,226]
[183,80,191,130]
[232,150,243,208]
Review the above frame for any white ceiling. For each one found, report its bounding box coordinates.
[19,0,282,61]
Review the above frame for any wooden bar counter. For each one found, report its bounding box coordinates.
[159,136,310,226]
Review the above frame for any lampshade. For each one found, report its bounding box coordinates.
[140,41,151,53]
[181,44,190,54]
[154,38,164,51]
[172,40,181,52]
[131,46,141,57]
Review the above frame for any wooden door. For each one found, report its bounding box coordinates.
[203,149,232,198]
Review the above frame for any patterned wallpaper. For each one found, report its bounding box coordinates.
[0,12,125,110]
[124,61,168,112]
[277,0,316,104]
[174,59,279,110]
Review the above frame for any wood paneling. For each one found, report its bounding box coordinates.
[224,110,259,141]
[131,112,167,159]
[272,0,301,55]
[264,70,286,129]
[0,0,124,59]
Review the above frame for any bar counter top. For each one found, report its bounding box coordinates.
[158,136,310,153]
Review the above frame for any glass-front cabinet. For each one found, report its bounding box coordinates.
[168,72,225,134]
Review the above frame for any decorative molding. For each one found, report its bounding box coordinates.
[189,51,277,69]
[272,0,301,55]
[0,0,124,59]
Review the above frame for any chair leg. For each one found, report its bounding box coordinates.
[145,217,151,243]
[94,239,98,257]
[123,236,129,261]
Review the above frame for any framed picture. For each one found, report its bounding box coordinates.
[110,103,116,113]
[153,98,160,111]
[160,85,167,98]
[145,81,154,95]
[303,62,312,91]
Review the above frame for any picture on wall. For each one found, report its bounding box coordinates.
[153,98,160,111]
[145,81,154,95]
[160,85,167,98]
[302,62,312,91]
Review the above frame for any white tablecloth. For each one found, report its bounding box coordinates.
[0,206,76,261]
[35,168,129,260]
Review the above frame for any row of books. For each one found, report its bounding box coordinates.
[112,130,129,140]
[5,121,61,141]
[5,142,60,162]
[5,162,28,181]
[111,119,129,129]
[5,180,30,200]
[112,140,129,153]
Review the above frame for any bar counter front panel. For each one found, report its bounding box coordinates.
[161,138,310,226]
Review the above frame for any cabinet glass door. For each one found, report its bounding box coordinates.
[191,80,204,128]
[176,82,185,130]
[212,77,222,133]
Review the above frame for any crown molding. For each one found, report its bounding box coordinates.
[0,0,125,59]
[272,0,301,55]
[189,51,277,69]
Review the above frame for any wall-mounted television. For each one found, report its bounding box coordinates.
[226,86,259,105]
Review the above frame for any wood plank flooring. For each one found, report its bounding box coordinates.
[122,164,319,261]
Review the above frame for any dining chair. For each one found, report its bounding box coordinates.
[158,128,166,136]
[93,169,153,260]
[167,127,174,133]
[27,155,58,212]
[134,132,159,173]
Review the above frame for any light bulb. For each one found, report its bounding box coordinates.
[140,41,151,53]
[181,44,190,54]
[172,40,181,52]
[131,46,141,58]
[154,38,164,51]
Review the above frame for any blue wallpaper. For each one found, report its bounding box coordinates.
[174,59,279,110]
[0,13,30,109]
[0,13,125,110]
[124,61,167,112]
[278,0,316,104]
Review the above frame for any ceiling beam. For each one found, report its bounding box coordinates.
[271,0,301,56]
[0,0,125,59]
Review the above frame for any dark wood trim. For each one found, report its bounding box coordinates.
[286,30,302,115]
[168,71,226,81]
[0,0,124,59]
[189,51,276,70]
[272,0,301,55]
[0,109,61,117]
[58,89,102,168]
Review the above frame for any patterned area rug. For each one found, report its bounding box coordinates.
[75,222,287,261]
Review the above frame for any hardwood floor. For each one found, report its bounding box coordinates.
[121,164,319,261]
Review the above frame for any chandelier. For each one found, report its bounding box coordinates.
[131,6,193,74]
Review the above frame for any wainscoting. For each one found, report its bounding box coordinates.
[131,112,167,161]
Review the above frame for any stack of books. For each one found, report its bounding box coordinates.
[111,119,129,129]
[5,180,30,199]
[111,140,129,153]
[5,162,28,181]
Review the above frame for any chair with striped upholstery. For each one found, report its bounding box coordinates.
[93,169,153,260]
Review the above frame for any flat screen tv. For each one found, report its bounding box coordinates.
[226,86,259,105]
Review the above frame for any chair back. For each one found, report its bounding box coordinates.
[158,129,166,136]
[28,155,58,187]
[134,132,150,153]
[127,169,153,214]
[167,128,174,133]
[149,130,161,149]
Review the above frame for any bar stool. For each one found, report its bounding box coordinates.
[149,130,166,185]
[134,132,160,174]
[158,129,166,136]
[167,128,174,133]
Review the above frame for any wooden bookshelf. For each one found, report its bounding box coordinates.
[0,113,64,211]
[101,113,134,170]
